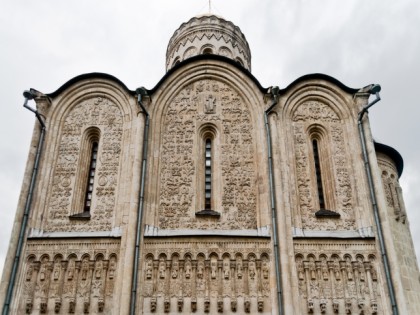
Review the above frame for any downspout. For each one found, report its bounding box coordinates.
[264,86,284,315]
[130,87,149,315]
[357,84,398,315]
[3,91,46,315]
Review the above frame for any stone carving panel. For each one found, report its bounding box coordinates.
[45,96,123,232]
[158,79,258,230]
[294,240,383,314]
[142,239,271,313]
[378,159,406,223]
[292,101,355,230]
[20,240,119,314]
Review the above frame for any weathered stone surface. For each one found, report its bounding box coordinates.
[1,14,419,315]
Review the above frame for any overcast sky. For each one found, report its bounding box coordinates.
[1,0,419,274]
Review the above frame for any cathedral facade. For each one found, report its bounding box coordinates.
[1,15,420,314]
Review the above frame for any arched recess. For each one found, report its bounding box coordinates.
[200,44,215,55]
[183,46,198,60]
[172,56,181,68]
[218,46,233,58]
[32,77,137,234]
[235,57,244,67]
[281,82,356,232]
[145,60,268,234]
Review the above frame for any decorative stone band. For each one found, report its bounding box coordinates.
[27,227,123,238]
[293,226,375,238]
[144,224,271,237]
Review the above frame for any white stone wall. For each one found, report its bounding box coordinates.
[1,61,420,314]
[377,152,420,314]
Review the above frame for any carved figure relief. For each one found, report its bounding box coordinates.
[142,240,271,313]
[45,96,124,232]
[294,241,382,314]
[291,101,355,230]
[157,79,258,230]
[20,241,118,314]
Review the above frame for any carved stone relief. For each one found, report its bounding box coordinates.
[378,159,406,223]
[142,240,271,313]
[294,240,382,314]
[45,96,123,232]
[157,79,258,230]
[291,101,355,230]
[20,240,119,314]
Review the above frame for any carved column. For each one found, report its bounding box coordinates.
[328,260,339,313]
[152,260,158,298]
[340,260,351,314]
[23,260,39,314]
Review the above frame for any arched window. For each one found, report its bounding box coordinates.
[309,127,340,217]
[202,47,213,55]
[312,139,325,209]
[204,138,212,210]
[70,127,100,219]
[83,141,98,213]
[196,125,220,217]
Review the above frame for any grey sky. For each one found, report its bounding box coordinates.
[1,0,419,273]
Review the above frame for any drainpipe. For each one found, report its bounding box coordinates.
[2,91,46,315]
[130,87,150,315]
[264,86,284,315]
[357,84,398,315]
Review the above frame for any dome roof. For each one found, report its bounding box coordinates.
[166,15,251,72]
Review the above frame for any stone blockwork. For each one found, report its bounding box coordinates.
[293,239,384,315]
[16,239,119,314]
[140,238,272,314]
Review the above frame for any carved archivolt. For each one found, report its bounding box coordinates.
[157,79,258,231]
[142,240,271,313]
[291,100,355,230]
[294,241,381,314]
[44,96,123,232]
[20,250,117,314]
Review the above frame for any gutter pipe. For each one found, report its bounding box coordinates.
[264,86,284,315]
[2,91,46,315]
[130,87,150,315]
[357,84,398,315]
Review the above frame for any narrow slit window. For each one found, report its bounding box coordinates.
[312,139,325,209]
[205,138,212,210]
[84,142,98,213]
